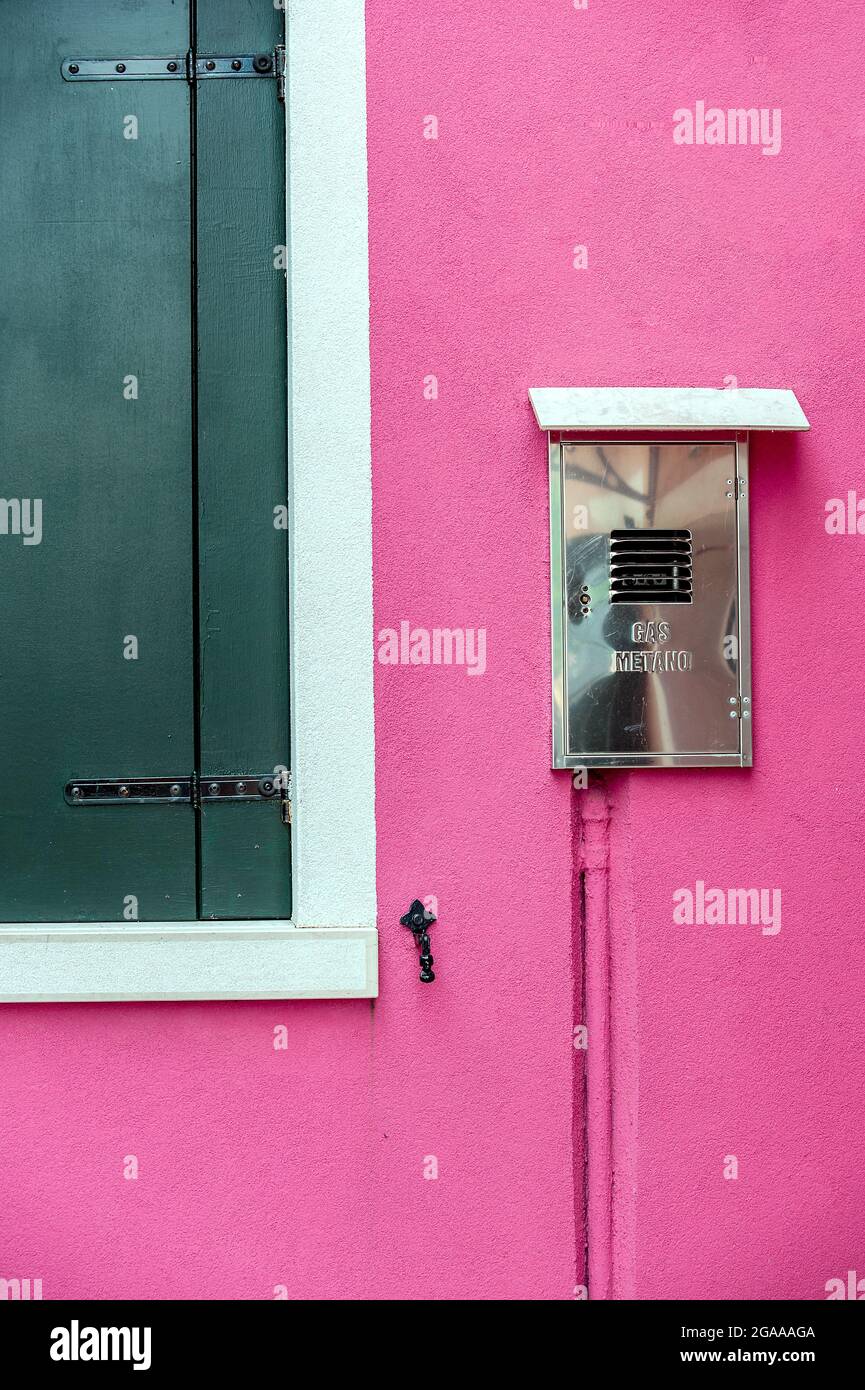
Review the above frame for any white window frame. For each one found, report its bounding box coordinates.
[0,0,377,1001]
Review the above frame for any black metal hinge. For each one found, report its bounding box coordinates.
[61,47,286,101]
[65,772,292,822]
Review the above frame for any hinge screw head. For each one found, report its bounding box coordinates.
[68,63,79,74]
[115,63,126,73]
[208,782,219,794]
[205,60,216,71]
[231,59,242,71]
[729,711,737,718]
[170,784,181,797]
[253,53,273,72]
[167,61,178,72]
[236,781,247,793]
[71,786,81,798]
[119,785,130,796]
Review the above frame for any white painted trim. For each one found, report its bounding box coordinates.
[285,0,377,933]
[0,927,377,1002]
[0,1,377,1001]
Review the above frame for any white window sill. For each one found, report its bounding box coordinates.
[0,925,378,1001]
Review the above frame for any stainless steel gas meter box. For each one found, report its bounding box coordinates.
[530,388,810,770]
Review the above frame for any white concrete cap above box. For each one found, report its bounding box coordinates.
[529,386,810,433]
[531,387,809,770]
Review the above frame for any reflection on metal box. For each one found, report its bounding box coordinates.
[530,387,810,771]
[549,439,750,768]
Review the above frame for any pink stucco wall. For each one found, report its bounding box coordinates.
[2,1,863,1300]
[372,0,865,1301]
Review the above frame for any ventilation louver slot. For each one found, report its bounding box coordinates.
[609,529,693,604]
